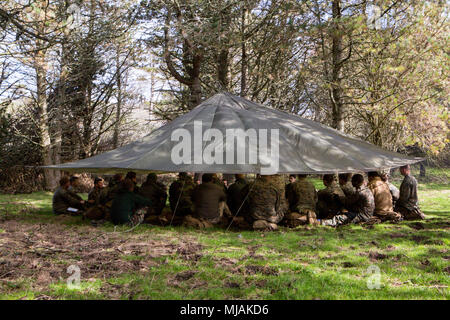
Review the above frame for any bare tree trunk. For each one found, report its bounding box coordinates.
[240,6,247,96]
[113,45,122,149]
[35,43,56,190]
[330,0,344,131]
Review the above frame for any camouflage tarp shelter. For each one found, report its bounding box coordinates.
[44,92,422,174]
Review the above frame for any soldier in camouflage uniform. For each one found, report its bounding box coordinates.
[367,172,402,222]
[241,175,288,231]
[320,174,375,227]
[394,165,425,220]
[105,173,124,203]
[338,173,355,198]
[138,173,167,217]
[226,174,248,216]
[52,176,86,215]
[285,174,297,211]
[316,174,346,219]
[68,176,84,203]
[212,173,227,192]
[87,177,106,207]
[284,174,318,227]
[169,172,195,219]
[183,174,230,229]
[84,177,109,221]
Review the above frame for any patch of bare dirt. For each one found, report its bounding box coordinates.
[408,222,425,230]
[244,265,279,276]
[174,270,197,281]
[0,219,202,296]
[368,251,388,261]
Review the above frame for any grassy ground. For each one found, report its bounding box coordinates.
[0,175,448,300]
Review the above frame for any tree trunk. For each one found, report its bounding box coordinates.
[35,44,56,190]
[330,0,344,132]
[113,45,122,149]
[240,6,247,96]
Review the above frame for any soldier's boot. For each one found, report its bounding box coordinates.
[253,220,277,231]
[306,210,319,225]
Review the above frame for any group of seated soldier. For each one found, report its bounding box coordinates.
[51,164,424,230]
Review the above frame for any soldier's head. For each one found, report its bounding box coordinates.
[235,174,245,180]
[146,173,157,184]
[399,165,410,176]
[289,174,297,183]
[351,174,365,189]
[202,173,214,183]
[322,174,336,187]
[367,171,380,181]
[178,172,188,180]
[69,176,79,187]
[338,173,352,185]
[122,178,135,192]
[112,173,123,183]
[59,176,70,189]
[125,171,137,183]
[94,177,104,188]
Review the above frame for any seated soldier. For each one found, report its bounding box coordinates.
[320,174,375,227]
[125,171,139,193]
[394,165,425,220]
[284,174,318,227]
[168,172,196,220]
[212,173,227,192]
[105,173,124,203]
[316,174,346,219]
[338,173,355,197]
[87,177,106,207]
[110,179,152,226]
[380,171,400,207]
[52,176,86,215]
[183,174,229,229]
[68,176,84,202]
[226,174,248,216]
[84,177,109,221]
[367,171,402,222]
[285,174,297,210]
[138,173,167,216]
[241,175,288,231]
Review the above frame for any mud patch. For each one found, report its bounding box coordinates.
[368,251,388,261]
[245,265,279,276]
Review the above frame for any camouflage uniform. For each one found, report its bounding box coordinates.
[88,186,108,207]
[368,177,401,222]
[340,181,355,198]
[183,182,230,229]
[241,175,288,230]
[395,174,425,220]
[226,177,248,215]
[321,186,375,227]
[285,182,296,211]
[316,182,346,219]
[169,175,195,217]
[52,187,84,215]
[139,179,167,216]
[84,186,110,221]
[283,178,318,227]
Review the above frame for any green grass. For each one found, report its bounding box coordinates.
[0,173,449,300]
